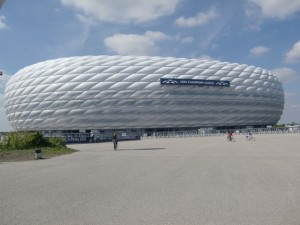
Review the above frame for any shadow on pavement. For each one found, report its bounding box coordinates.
[117,148,165,151]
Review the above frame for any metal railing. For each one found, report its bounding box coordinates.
[142,127,300,139]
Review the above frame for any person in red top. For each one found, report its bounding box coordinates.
[227,131,233,141]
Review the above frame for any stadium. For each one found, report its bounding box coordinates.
[4,55,284,133]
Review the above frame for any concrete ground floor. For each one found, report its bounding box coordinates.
[1,133,300,225]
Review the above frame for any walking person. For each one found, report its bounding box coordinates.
[112,132,118,150]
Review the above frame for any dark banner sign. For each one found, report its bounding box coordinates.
[160,78,230,87]
[66,134,89,143]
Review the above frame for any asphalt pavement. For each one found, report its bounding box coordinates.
[1,133,300,225]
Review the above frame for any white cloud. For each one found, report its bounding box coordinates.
[76,13,97,27]
[249,45,270,57]
[0,75,10,133]
[104,31,170,56]
[197,55,220,62]
[0,96,12,131]
[244,2,263,31]
[55,14,95,52]
[0,94,4,107]
[60,0,180,23]
[247,0,300,19]
[0,74,13,131]
[284,92,297,98]
[272,67,297,83]
[290,104,300,110]
[0,73,11,82]
[144,31,171,41]
[0,73,11,92]
[284,40,300,63]
[0,15,7,29]
[174,34,194,44]
[180,36,193,44]
[0,107,12,131]
[279,92,300,124]
[175,8,218,27]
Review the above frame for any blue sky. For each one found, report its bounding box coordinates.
[1,0,300,131]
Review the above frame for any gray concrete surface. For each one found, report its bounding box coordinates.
[1,133,300,225]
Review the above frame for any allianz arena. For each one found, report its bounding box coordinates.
[4,55,284,131]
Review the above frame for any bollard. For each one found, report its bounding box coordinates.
[35,148,42,159]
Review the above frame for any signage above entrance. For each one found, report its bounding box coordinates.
[160,78,230,87]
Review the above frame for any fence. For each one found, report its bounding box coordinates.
[142,127,300,139]
[1,127,299,143]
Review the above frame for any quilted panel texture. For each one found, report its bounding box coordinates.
[4,55,284,130]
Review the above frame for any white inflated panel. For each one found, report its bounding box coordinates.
[4,55,284,130]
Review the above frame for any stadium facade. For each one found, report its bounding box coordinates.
[4,55,284,131]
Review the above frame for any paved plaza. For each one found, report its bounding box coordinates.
[1,133,300,225]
